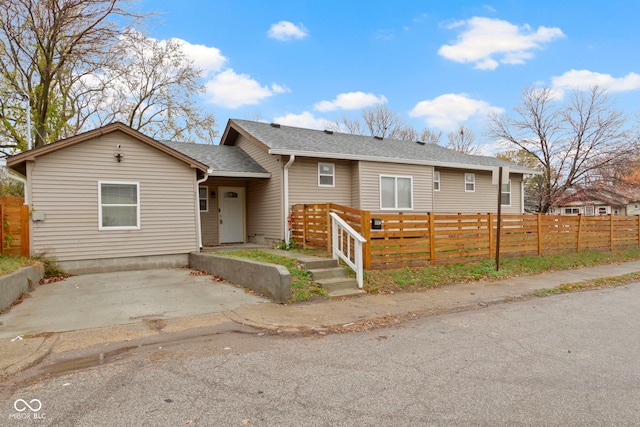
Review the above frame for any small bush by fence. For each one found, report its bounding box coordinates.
[291,203,640,270]
[0,197,29,257]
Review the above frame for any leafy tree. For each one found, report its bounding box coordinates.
[487,86,637,213]
[0,0,144,150]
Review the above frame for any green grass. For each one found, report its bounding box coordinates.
[0,255,36,276]
[364,248,640,294]
[220,250,328,302]
[0,253,66,277]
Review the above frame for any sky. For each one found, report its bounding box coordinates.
[137,0,640,151]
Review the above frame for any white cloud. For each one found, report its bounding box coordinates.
[409,93,504,130]
[271,83,291,94]
[551,69,640,94]
[273,111,326,129]
[267,21,309,41]
[204,69,281,108]
[438,17,564,70]
[172,38,227,75]
[314,92,387,112]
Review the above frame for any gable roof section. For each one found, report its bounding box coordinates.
[159,141,270,178]
[6,122,209,176]
[222,119,539,175]
[554,185,640,206]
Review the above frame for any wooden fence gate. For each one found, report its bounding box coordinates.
[0,197,30,257]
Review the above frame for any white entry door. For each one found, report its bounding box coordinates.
[219,187,245,243]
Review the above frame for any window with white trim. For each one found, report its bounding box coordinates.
[199,187,208,212]
[433,171,440,191]
[318,163,335,187]
[597,206,608,215]
[380,175,413,209]
[465,173,475,192]
[564,207,580,215]
[99,181,140,230]
[501,180,511,206]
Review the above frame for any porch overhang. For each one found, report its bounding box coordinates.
[207,170,271,178]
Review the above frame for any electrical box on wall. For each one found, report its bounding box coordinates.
[32,211,45,222]
[371,218,382,230]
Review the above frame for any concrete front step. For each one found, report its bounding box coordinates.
[309,267,348,280]
[300,258,340,270]
[328,288,367,298]
[315,276,359,293]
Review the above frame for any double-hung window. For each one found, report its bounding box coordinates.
[318,163,335,187]
[433,171,440,191]
[199,186,209,212]
[465,173,475,192]
[501,180,511,206]
[99,181,140,230]
[380,175,413,209]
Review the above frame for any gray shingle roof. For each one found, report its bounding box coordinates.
[228,119,538,175]
[160,141,270,177]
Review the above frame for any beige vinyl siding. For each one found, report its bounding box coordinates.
[351,162,361,209]
[288,158,353,207]
[236,136,283,241]
[199,177,249,245]
[29,132,198,262]
[358,161,433,213]
[434,168,523,214]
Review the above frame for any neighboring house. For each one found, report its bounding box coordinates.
[6,120,537,272]
[549,186,640,216]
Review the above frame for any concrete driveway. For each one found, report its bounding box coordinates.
[0,268,268,339]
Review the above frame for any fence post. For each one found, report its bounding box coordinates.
[0,204,4,256]
[537,214,543,256]
[20,205,30,257]
[610,214,614,251]
[488,213,494,258]
[577,214,583,253]
[638,215,640,249]
[325,203,331,253]
[429,211,436,265]
[361,209,371,269]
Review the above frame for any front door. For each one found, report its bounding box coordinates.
[219,187,245,243]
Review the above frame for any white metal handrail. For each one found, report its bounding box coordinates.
[330,212,366,288]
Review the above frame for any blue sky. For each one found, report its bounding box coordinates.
[138,0,640,149]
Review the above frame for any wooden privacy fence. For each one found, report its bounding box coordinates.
[0,196,29,257]
[291,203,640,270]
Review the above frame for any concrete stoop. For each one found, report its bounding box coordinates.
[302,258,366,298]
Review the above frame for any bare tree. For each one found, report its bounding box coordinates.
[91,30,218,143]
[361,104,409,139]
[325,114,363,135]
[0,0,145,149]
[487,86,636,213]
[447,125,480,154]
[419,128,442,144]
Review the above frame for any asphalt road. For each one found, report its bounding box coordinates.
[3,283,640,426]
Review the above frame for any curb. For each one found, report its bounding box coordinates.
[1,334,58,379]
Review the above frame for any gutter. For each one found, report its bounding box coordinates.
[283,155,295,246]
[195,170,211,249]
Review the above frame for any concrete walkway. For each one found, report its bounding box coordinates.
[2,259,640,379]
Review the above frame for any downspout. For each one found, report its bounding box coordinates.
[195,171,210,249]
[283,154,295,247]
[521,178,525,214]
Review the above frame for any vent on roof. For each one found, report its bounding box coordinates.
[323,129,334,135]
[270,123,281,128]
[373,135,383,140]
[416,140,425,145]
